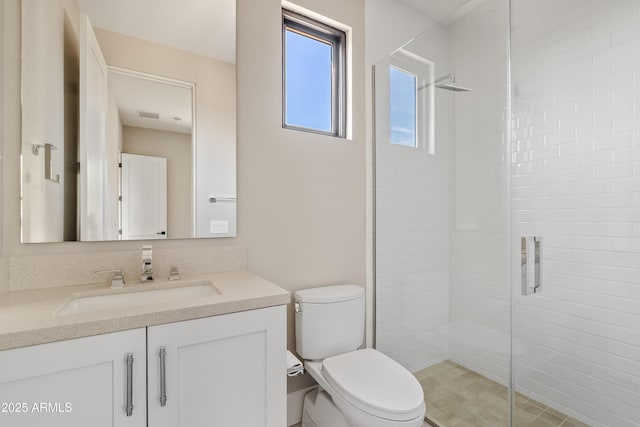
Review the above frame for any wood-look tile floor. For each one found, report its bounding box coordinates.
[416,360,590,427]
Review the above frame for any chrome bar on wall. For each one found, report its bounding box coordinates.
[208,195,237,203]
[521,236,542,296]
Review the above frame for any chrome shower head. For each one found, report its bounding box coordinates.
[432,74,473,92]
[435,82,473,92]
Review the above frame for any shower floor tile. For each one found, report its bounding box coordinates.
[416,361,590,427]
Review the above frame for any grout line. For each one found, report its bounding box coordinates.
[424,415,440,427]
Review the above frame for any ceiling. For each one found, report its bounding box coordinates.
[400,0,484,23]
[109,71,193,135]
[76,0,236,63]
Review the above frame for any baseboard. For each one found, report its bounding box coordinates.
[287,385,318,426]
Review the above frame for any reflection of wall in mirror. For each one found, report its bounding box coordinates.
[94,28,237,239]
[21,0,78,243]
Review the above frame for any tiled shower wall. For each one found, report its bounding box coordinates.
[374,15,453,373]
[447,0,510,385]
[511,0,640,425]
[375,0,639,424]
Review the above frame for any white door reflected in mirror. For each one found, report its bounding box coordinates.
[121,154,167,241]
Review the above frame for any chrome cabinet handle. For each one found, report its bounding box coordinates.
[521,236,542,296]
[159,347,167,407]
[125,353,134,417]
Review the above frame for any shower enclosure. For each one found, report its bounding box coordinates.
[371,0,640,426]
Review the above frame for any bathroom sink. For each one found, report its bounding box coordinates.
[54,281,220,316]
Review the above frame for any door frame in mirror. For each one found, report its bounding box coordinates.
[107,65,198,239]
[107,66,197,238]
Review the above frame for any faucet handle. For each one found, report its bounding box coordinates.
[168,266,180,281]
[94,269,126,289]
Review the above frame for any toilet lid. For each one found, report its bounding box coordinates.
[322,349,425,421]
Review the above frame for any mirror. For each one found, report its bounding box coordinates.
[20,0,237,242]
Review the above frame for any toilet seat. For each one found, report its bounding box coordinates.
[321,349,425,421]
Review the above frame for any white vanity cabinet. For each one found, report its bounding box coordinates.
[0,305,286,427]
[0,328,147,427]
[147,305,286,427]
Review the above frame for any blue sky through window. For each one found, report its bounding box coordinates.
[285,30,333,133]
[390,66,417,147]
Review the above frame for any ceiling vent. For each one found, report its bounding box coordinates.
[138,110,160,119]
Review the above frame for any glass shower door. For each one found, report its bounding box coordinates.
[510,0,640,426]
[373,0,511,425]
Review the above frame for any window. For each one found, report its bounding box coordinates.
[389,66,418,147]
[387,50,435,153]
[282,9,346,137]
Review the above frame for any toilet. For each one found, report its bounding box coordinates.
[295,285,426,427]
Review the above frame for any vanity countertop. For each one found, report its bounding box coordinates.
[0,271,290,351]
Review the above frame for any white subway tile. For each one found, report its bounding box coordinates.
[558,167,593,182]
[593,223,634,237]
[594,193,633,207]
[613,116,640,134]
[594,162,634,179]
[612,177,640,193]
[575,208,612,223]
[611,238,634,252]
[595,133,633,151]
[532,119,561,137]
[575,179,612,195]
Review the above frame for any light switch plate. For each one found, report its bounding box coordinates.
[209,220,229,234]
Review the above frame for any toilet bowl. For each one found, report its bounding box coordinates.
[295,285,425,427]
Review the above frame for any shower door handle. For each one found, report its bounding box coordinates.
[534,236,542,293]
[521,236,542,295]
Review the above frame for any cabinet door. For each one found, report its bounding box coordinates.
[0,329,146,427]
[148,306,286,427]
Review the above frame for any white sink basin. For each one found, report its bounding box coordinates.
[54,281,220,316]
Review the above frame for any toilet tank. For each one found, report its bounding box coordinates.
[295,285,365,360]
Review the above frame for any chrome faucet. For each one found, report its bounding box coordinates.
[141,245,153,282]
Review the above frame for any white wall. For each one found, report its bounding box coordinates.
[511,0,640,425]
[0,1,7,297]
[237,0,365,393]
[447,0,510,385]
[123,126,192,239]
[20,0,65,243]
